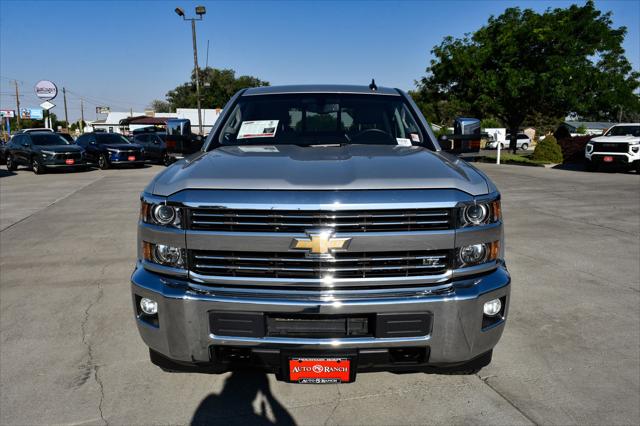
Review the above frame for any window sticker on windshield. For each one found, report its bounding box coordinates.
[410,133,421,143]
[396,138,412,146]
[237,146,279,153]
[237,120,279,139]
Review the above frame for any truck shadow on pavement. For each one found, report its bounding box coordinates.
[191,371,296,426]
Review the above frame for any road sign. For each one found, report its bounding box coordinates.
[34,80,58,100]
[40,101,55,110]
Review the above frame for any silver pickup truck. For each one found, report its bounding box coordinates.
[132,85,510,383]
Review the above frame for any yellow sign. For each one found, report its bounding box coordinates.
[292,231,351,258]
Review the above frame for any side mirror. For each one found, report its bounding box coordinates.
[442,117,481,154]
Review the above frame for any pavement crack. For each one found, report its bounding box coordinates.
[323,384,342,425]
[79,264,108,425]
[477,374,537,425]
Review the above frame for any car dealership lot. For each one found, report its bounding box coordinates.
[0,165,638,425]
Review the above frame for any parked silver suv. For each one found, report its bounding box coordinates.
[131,85,510,383]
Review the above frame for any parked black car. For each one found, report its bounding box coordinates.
[5,132,86,174]
[131,132,171,165]
[75,132,144,169]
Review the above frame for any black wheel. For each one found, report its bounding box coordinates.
[32,157,45,175]
[98,154,109,170]
[521,143,529,151]
[162,152,172,166]
[499,143,504,149]
[585,160,598,172]
[5,155,16,171]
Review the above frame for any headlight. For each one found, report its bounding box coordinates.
[631,145,639,153]
[40,150,55,157]
[141,201,182,228]
[106,148,118,152]
[459,199,501,227]
[586,143,594,154]
[143,242,185,268]
[458,241,500,267]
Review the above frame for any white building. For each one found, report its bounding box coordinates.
[88,108,221,135]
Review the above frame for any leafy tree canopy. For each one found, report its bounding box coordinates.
[166,67,269,110]
[149,99,172,113]
[415,1,640,151]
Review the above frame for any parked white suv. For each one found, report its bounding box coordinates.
[585,124,640,173]
[487,133,530,150]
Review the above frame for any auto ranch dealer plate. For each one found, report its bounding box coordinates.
[289,357,351,383]
[603,156,614,162]
[128,155,136,161]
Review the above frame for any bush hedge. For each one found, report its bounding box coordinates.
[532,135,564,163]
[557,135,593,163]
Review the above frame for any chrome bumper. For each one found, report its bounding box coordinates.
[131,264,510,365]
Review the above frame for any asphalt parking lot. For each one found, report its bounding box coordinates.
[1,163,638,425]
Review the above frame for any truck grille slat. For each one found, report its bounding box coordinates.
[189,208,452,232]
[592,143,629,153]
[189,250,451,279]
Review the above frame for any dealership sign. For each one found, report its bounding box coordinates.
[0,110,15,118]
[34,80,58,100]
[40,101,55,110]
[96,106,111,114]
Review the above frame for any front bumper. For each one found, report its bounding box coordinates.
[42,159,87,168]
[131,264,510,369]
[586,151,640,167]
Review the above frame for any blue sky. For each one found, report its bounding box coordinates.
[1,0,638,122]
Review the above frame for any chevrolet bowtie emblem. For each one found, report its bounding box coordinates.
[291,230,352,258]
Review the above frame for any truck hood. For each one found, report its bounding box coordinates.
[148,144,489,196]
[101,143,142,150]
[590,135,639,144]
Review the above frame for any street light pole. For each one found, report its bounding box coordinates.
[176,6,205,135]
[191,19,203,135]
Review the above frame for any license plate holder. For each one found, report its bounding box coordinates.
[603,156,613,162]
[288,357,353,384]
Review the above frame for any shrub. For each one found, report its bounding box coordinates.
[532,135,563,163]
[557,135,593,163]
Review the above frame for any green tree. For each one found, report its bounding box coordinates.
[166,67,269,110]
[416,1,640,153]
[149,99,172,113]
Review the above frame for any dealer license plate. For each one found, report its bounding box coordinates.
[128,155,136,161]
[65,159,74,165]
[603,156,613,162]
[289,357,351,383]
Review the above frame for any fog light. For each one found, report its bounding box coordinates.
[140,298,158,315]
[483,298,502,316]
[459,243,487,265]
[154,244,184,267]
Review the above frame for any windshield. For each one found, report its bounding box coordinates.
[31,133,71,146]
[605,125,640,137]
[216,94,424,146]
[96,134,132,145]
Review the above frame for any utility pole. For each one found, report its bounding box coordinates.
[14,80,21,130]
[63,87,69,130]
[191,20,203,135]
[175,6,205,135]
[80,99,85,134]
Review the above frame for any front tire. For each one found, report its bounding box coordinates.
[32,157,45,175]
[521,143,529,151]
[6,155,16,171]
[585,160,598,172]
[499,143,504,150]
[98,154,109,170]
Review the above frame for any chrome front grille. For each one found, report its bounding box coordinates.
[188,208,453,232]
[189,250,451,279]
